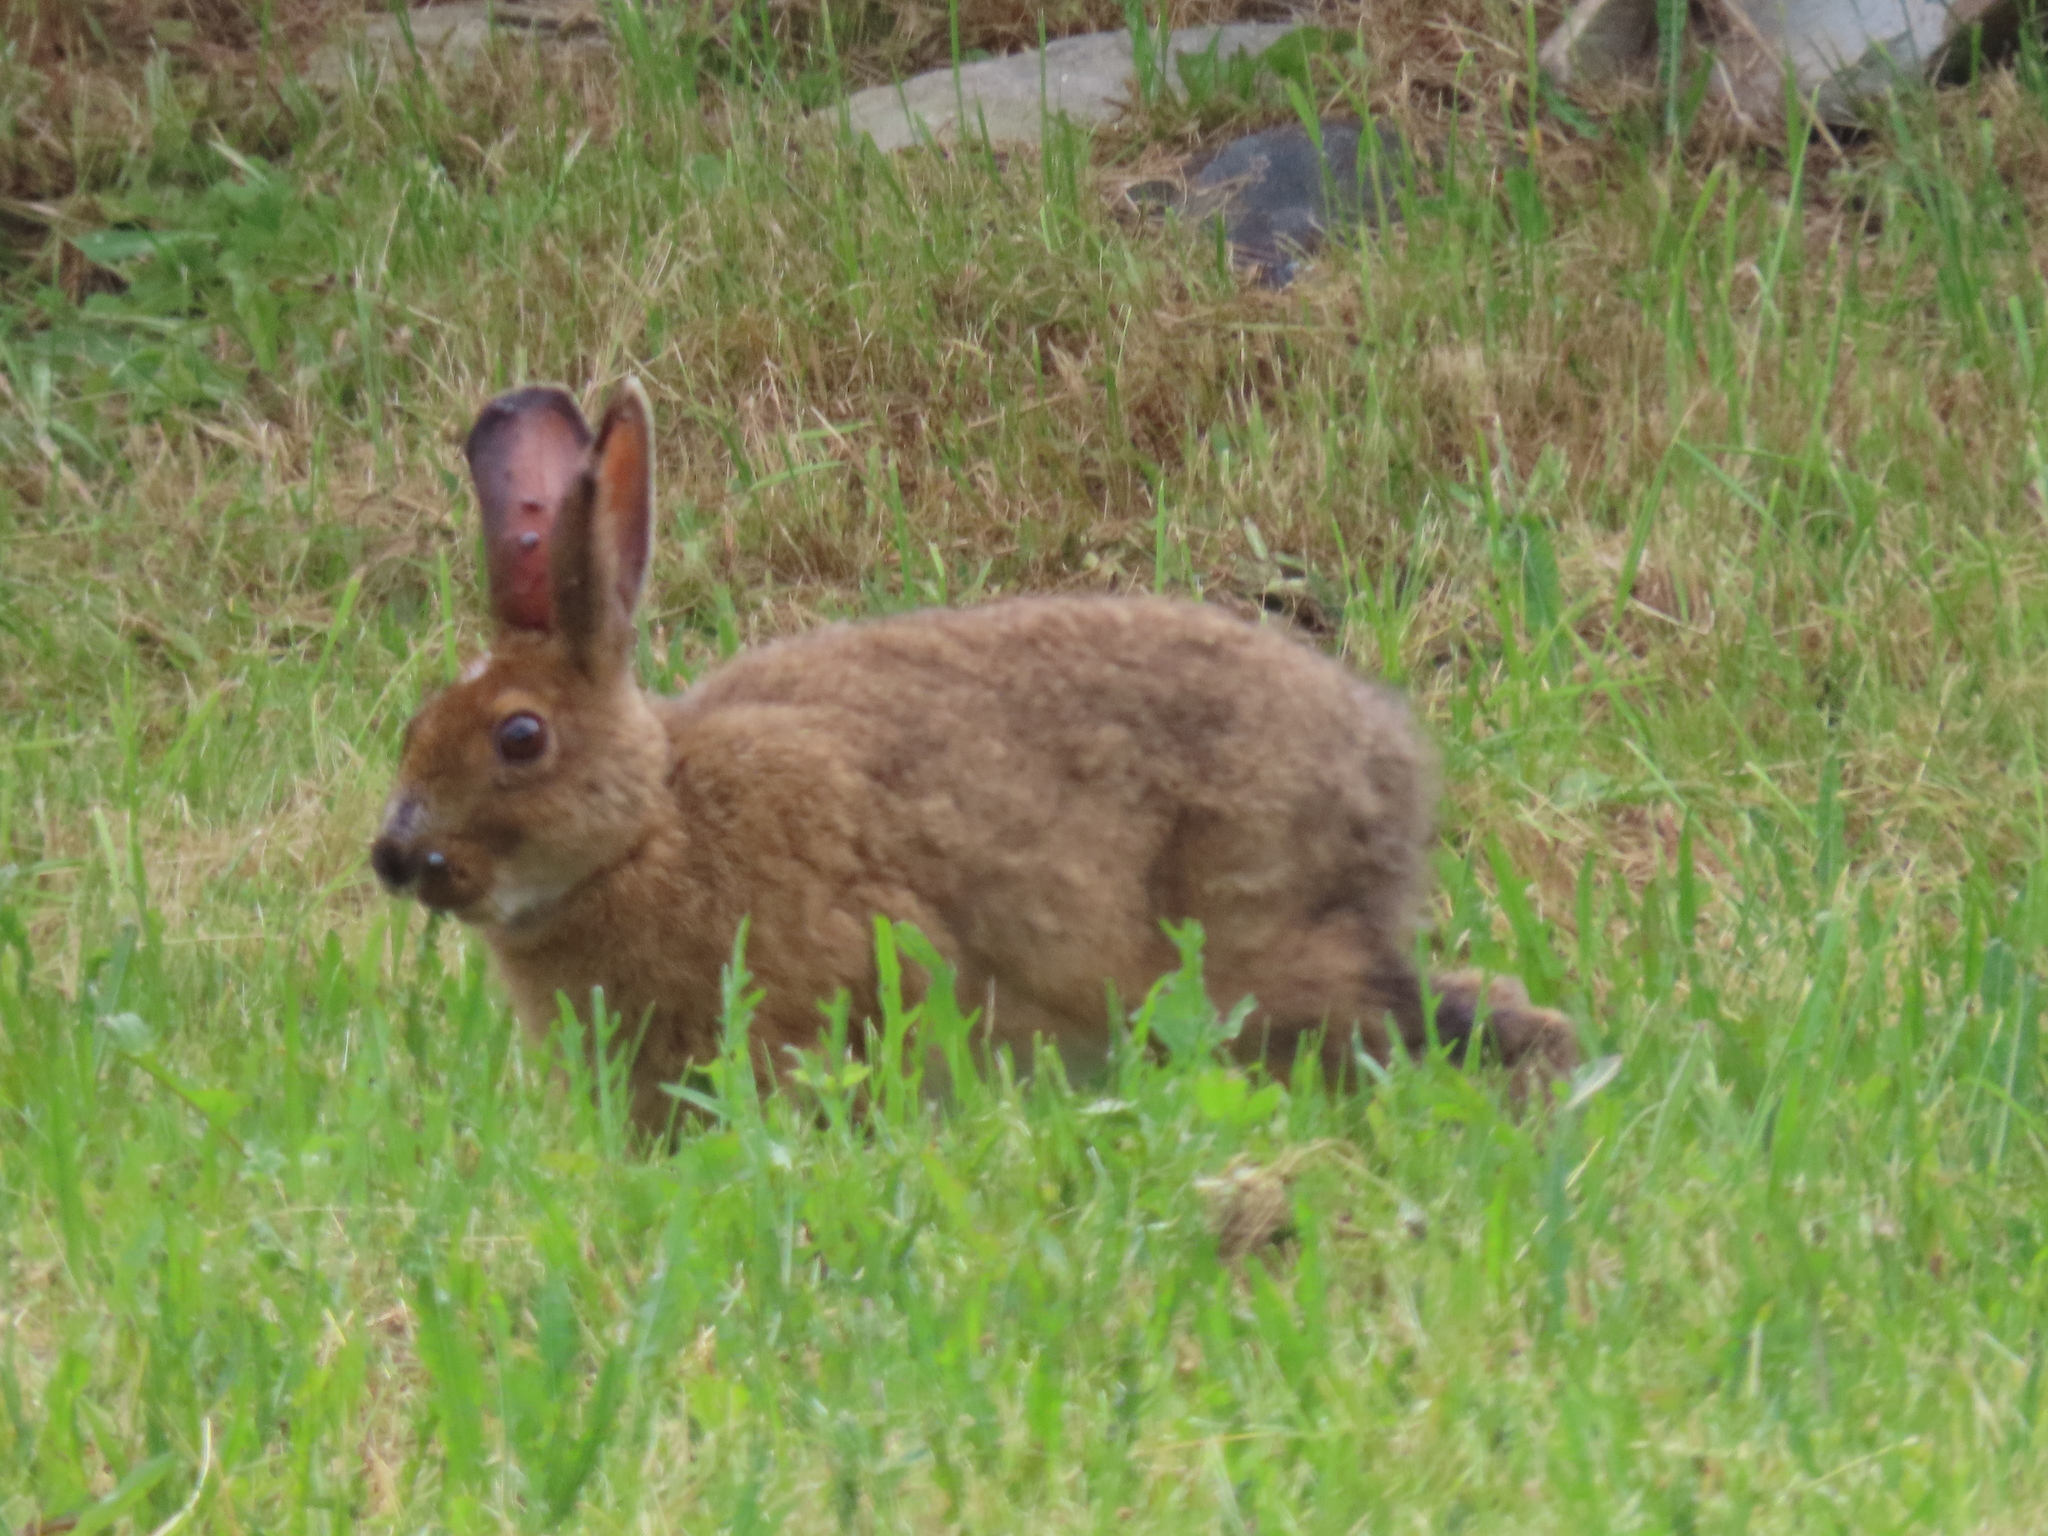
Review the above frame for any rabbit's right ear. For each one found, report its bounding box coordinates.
[547,378,653,678]
[464,387,594,633]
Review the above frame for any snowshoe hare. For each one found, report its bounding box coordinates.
[371,380,1580,1130]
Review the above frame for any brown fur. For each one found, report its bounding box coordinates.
[372,381,1580,1131]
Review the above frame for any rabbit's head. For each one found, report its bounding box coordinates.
[371,381,670,930]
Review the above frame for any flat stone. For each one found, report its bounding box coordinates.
[307,1,608,88]
[1711,0,2016,126]
[1537,0,2024,126]
[832,23,1302,152]
[1138,118,1412,287]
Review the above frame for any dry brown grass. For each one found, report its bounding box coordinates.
[0,0,1575,201]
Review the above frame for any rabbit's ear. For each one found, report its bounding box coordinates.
[549,378,653,675]
[464,387,593,633]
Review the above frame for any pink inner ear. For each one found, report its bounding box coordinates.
[466,387,593,633]
[499,501,553,631]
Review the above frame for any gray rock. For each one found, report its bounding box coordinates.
[307,1,609,88]
[1142,118,1413,288]
[833,23,1301,152]
[1712,0,2016,126]
[1536,0,2022,127]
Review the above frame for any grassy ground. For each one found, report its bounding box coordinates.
[6,0,2048,1529]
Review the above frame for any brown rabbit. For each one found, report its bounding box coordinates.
[370,379,1580,1130]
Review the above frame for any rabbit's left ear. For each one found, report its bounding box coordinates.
[464,386,593,633]
[549,378,654,676]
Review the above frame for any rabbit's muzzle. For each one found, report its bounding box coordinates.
[371,795,472,913]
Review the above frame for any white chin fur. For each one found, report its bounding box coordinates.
[483,880,568,928]
[459,652,492,684]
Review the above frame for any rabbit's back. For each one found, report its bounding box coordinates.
[659,596,1437,1074]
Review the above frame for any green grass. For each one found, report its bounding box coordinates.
[5,1,2048,1529]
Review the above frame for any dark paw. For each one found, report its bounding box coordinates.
[1427,970,1580,1078]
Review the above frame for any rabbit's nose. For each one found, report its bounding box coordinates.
[374,795,433,890]
[370,835,418,891]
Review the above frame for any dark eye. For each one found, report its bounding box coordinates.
[494,712,548,764]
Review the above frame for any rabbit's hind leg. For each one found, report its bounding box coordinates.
[1208,926,1411,1088]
